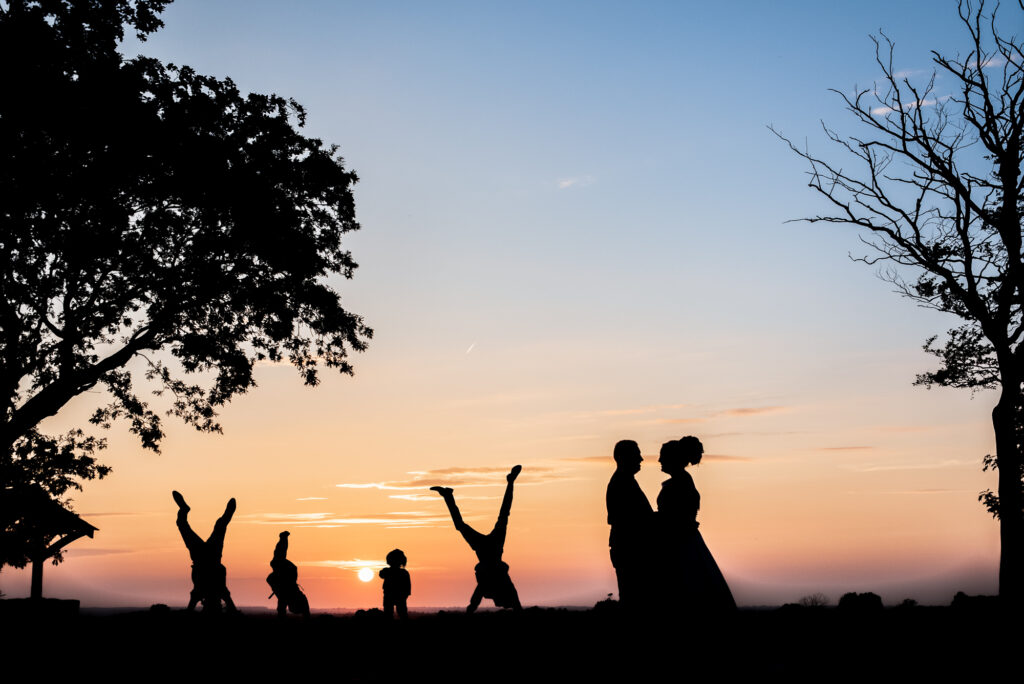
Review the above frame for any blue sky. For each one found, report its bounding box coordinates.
[118,0,987,355]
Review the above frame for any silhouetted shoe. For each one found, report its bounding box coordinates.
[172,490,190,513]
[507,465,522,482]
[430,486,453,497]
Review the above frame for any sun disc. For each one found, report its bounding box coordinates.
[358,567,374,582]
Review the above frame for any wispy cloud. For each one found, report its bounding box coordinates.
[389,493,497,502]
[79,511,158,518]
[303,558,385,570]
[872,94,951,115]
[68,548,135,557]
[243,512,335,522]
[719,406,787,416]
[304,558,444,573]
[843,458,973,473]
[560,452,751,464]
[296,497,328,501]
[336,465,566,491]
[557,175,595,189]
[560,455,615,464]
[704,430,808,437]
[819,446,874,452]
[971,55,1006,69]
[242,511,451,528]
[656,405,789,424]
[423,466,526,475]
[387,493,438,502]
[888,56,1007,81]
[703,453,752,462]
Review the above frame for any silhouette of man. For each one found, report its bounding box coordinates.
[431,465,523,613]
[172,491,238,613]
[266,530,310,618]
[607,440,654,609]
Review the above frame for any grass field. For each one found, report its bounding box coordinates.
[3,600,1011,680]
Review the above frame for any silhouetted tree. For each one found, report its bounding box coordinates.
[798,592,829,608]
[775,0,1024,605]
[977,405,1024,521]
[0,431,106,571]
[1,0,370,572]
[837,592,883,612]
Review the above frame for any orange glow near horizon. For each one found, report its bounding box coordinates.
[1,351,1002,609]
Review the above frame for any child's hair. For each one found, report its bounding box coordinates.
[386,548,407,567]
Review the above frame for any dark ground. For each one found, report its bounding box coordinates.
[2,602,1016,680]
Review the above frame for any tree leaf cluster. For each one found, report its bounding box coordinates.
[1,1,371,528]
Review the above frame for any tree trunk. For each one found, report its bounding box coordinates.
[30,554,43,600]
[993,389,1024,606]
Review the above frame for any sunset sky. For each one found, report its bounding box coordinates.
[3,0,1015,608]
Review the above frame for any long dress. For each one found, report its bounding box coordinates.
[657,471,736,611]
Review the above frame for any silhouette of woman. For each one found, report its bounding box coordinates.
[431,465,523,613]
[657,437,736,612]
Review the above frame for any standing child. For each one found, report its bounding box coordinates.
[379,549,411,620]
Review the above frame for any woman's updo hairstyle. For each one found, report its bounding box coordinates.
[678,435,704,466]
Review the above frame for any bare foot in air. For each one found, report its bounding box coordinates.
[430,486,453,497]
[172,490,190,513]
[507,465,522,482]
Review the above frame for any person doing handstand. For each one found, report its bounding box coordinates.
[266,531,310,619]
[431,465,523,613]
[172,490,238,613]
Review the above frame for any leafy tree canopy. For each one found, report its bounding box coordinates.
[0,0,371,536]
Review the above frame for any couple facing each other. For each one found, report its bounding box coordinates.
[607,436,736,612]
